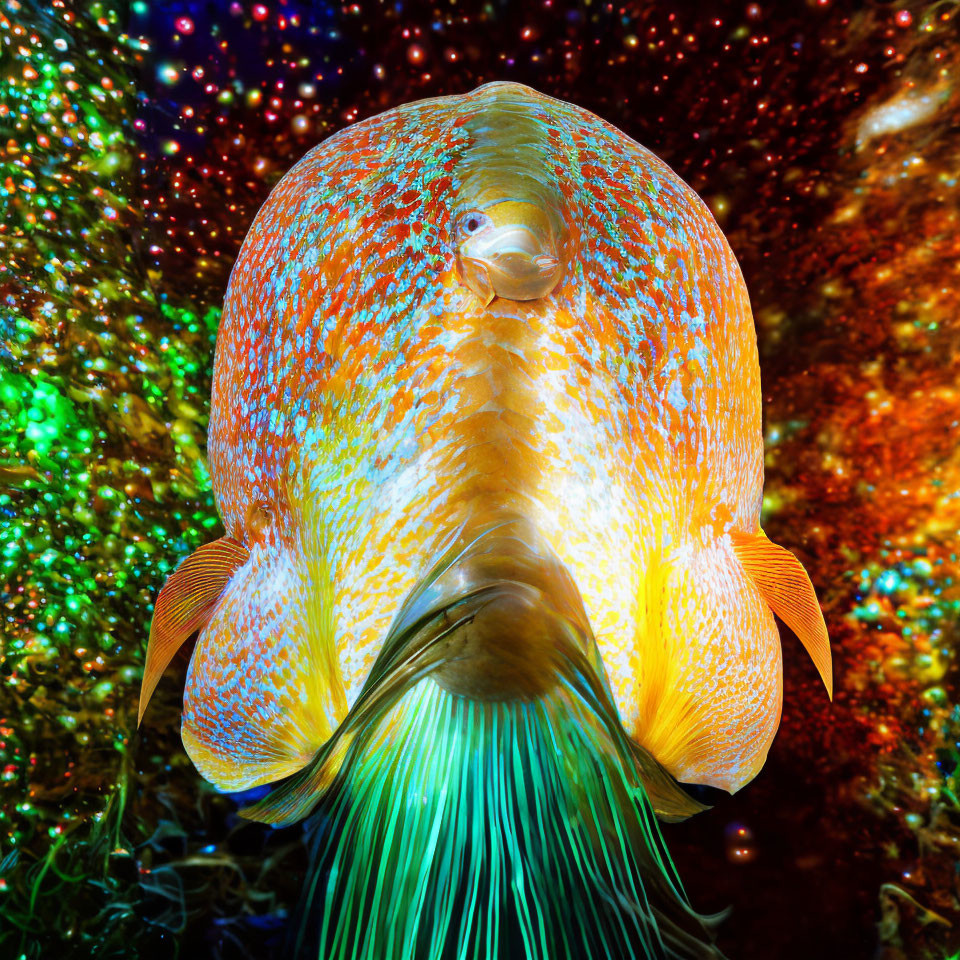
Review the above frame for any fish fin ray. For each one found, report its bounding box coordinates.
[138,536,249,726]
[731,528,832,700]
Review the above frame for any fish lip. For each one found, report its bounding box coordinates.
[458,254,496,307]
[484,253,562,301]
[458,227,563,303]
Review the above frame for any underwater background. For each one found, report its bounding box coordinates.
[1,0,959,957]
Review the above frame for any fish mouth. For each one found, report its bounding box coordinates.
[458,225,562,305]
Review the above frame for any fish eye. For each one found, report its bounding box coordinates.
[459,212,488,237]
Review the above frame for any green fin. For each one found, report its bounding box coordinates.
[288,678,724,960]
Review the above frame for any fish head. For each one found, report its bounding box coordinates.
[456,199,563,304]
[450,81,573,305]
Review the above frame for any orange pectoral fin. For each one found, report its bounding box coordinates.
[138,536,250,726]
[731,528,833,700]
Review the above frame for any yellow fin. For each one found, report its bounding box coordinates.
[139,536,249,726]
[631,740,711,823]
[731,528,833,700]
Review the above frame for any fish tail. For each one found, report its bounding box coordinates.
[299,681,722,960]
[243,526,724,959]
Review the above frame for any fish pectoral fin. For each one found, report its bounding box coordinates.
[138,536,250,727]
[631,740,712,823]
[731,528,833,700]
[240,730,355,826]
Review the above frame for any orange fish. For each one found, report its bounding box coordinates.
[140,82,831,959]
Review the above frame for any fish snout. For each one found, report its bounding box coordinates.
[457,217,563,305]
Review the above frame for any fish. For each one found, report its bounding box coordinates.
[138,81,832,959]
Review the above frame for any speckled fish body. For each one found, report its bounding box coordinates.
[168,82,829,801]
